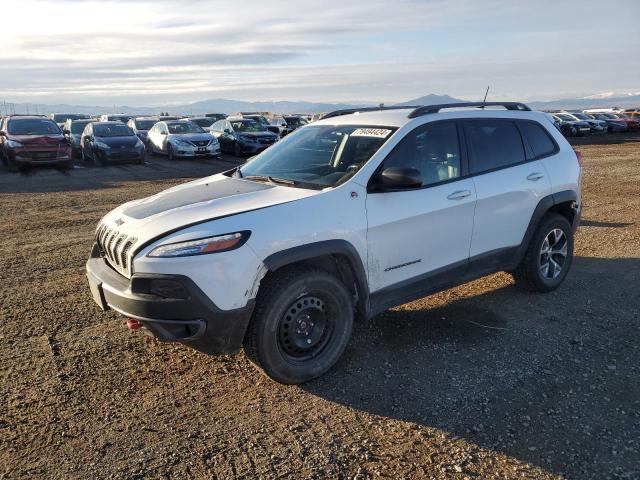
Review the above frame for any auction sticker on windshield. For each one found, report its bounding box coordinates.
[351,128,392,138]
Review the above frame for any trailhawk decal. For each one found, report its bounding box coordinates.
[351,128,392,138]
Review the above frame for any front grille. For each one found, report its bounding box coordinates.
[95,223,137,277]
[194,140,208,147]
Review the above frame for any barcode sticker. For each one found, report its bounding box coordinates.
[351,128,392,138]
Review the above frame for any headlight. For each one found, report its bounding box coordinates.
[6,139,23,148]
[95,141,111,149]
[147,231,250,258]
[209,137,219,145]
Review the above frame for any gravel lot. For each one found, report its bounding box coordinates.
[1,139,639,479]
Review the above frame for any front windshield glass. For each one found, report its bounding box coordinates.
[238,125,396,188]
[232,120,265,132]
[167,122,205,134]
[284,117,308,128]
[557,114,575,121]
[134,119,157,130]
[189,118,214,128]
[572,113,589,120]
[94,123,134,137]
[108,115,132,122]
[8,118,61,135]
[71,121,91,134]
[54,114,88,122]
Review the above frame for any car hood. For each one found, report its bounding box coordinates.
[236,131,278,139]
[99,174,320,253]
[8,134,65,145]
[169,133,212,142]
[98,135,140,148]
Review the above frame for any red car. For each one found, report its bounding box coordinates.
[0,116,72,171]
[610,113,640,131]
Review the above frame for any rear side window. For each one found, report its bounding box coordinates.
[518,121,557,158]
[464,119,525,174]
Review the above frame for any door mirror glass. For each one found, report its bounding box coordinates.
[378,167,422,190]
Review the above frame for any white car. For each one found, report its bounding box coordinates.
[87,102,582,384]
[147,120,221,160]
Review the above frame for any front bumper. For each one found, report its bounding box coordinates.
[9,148,72,165]
[86,249,254,355]
[174,144,221,158]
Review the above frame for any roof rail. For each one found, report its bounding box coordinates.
[322,105,420,120]
[408,102,531,118]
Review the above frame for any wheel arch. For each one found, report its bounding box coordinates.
[511,190,579,269]
[262,240,370,319]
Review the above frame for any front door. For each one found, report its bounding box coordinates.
[366,121,476,295]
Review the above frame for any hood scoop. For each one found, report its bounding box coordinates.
[123,177,273,220]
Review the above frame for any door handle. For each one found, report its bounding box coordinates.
[527,172,545,181]
[447,190,471,200]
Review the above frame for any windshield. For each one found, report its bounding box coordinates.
[238,125,396,188]
[246,116,269,125]
[53,114,88,122]
[557,114,575,121]
[572,113,589,120]
[284,117,308,128]
[108,115,132,122]
[94,123,134,137]
[134,119,157,130]
[167,122,205,134]
[8,118,61,135]
[189,118,214,128]
[232,120,265,132]
[71,121,91,134]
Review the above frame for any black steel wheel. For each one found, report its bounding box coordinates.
[243,266,354,384]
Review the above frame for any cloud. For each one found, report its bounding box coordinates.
[0,0,639,105]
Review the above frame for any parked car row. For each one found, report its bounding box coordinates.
[546,109,640,137]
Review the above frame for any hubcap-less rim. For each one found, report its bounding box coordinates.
[278,296,332,361]
[539,228,568,279]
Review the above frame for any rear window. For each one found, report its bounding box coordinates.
[518,121,557,158]
[464,120,525,174]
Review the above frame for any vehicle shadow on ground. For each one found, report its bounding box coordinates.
[0,154,242,194]
[303,256,640,478]
[569,132,640,146]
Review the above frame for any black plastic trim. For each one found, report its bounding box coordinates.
[263,240,370,315]
[409,102,531,118]
[86,255,254,354]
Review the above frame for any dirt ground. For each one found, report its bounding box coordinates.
[1,140,639,479]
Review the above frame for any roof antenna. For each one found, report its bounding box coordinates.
[482,86,490,108]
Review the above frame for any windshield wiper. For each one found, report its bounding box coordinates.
[243,175,326,190]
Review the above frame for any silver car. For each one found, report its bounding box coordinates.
[147,120,221,160]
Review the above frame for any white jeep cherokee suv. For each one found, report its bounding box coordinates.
[87,102,582,384]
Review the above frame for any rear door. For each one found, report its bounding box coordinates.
[365,121,476,293]
[464,118,553,260]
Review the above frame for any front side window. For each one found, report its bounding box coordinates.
[464,119,525,174]
[381,121,461,186]
[518,121,557,158]
[211,120,224,131]
[238,125,396,188]
[8,118,61,135]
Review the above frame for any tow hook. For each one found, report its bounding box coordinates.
[126,318,142,330]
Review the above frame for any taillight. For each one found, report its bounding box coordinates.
[574,149,583,167]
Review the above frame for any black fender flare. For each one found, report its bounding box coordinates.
[263,240,370,316]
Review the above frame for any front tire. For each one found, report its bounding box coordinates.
[243,266,354,384]
[167,143,175,161]
[512,213,574,292]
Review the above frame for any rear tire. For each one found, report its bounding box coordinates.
[512,213,574,292]
[243,266,354,384]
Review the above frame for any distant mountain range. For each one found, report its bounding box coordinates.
[1,92,638,116]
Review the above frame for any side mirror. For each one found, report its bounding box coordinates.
[0,131,6,137]
[161,131,168,135]
[224,129,231,134]
[376,167,422,190]
[83,135,92,142]
[63,129,70,135]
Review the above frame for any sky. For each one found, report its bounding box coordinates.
[1,0,639,106]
